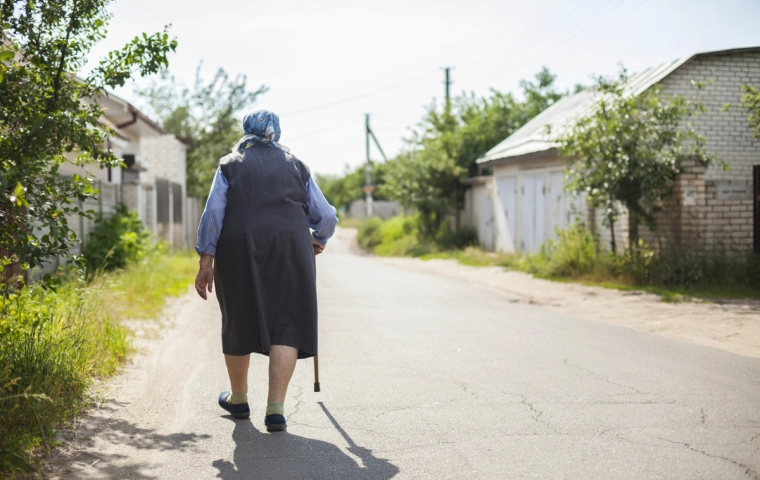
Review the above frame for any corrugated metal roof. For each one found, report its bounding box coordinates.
[478,57,688,164]
[475,42,760,165]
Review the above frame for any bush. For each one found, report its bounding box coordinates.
[356,217,384,250]
[438,226,478,250]
[357,216,433,256]
[521,223,600,278]
[523,227,760,297]
[358,216,479,256]
[83,203,155,273]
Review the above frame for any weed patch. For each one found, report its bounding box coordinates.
[0,251,197,474]
[360,217,760,300]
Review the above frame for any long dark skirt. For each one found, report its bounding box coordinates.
[213,226,318,359]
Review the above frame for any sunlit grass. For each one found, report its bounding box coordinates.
[0,250,197,475]
[112,250,198,320]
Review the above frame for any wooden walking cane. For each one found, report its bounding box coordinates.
[313,250,320,392]
[314,355,320,392]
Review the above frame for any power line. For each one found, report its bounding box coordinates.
[280,71,437,117]
[541,0,628,55]
[459,0,629,85]
[552,0,651,59]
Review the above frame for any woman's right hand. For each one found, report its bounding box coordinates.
[312,236,325,255]
[195,254,214,300]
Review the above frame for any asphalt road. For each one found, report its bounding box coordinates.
[58,232,760,479]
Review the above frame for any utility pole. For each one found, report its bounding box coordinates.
[443,66,453,113]
[363,114,388,218]
[364,114,373,218]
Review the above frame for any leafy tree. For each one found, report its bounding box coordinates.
[384,67,564,237]
[558,69,722,253]
[136,65,266,198]
[741,84,760,138]
[316,161,388,214]
[0,0,177,278]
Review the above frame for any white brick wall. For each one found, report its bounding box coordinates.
[656,51,760,252]
[140,135,187,187]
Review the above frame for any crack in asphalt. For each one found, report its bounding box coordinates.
[500,391,557,432]
[652,435,760,480]
[563,358,645,394]
[289,383,305,421]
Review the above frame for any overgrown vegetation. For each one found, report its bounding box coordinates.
[0,251,197,475]
[0,0,177,275]
[83,204,155,272]
[358,215,478,257]
[358,217,760,300]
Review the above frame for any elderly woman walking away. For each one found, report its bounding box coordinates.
[194,110,338,432]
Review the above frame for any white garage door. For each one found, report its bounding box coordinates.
[496,176,516,251]
[521,174,546,252]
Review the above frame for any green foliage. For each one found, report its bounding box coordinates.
[0,46,11,82]
[356,217,384,250]
[316,161,389,213]
[372,216,424,256]
[357,216,424,256]
[0,250,197,474]
[112,250,198,320]
[384,67,565,238]
[136,65,267,198]
[558,68,723,253]
[524,223,600,278]
[0,278,129,473]
[741,84,760,138]
[82,204,155,273]
[0,0,177,276]
[356,216,475,256]
[438,226,479,250]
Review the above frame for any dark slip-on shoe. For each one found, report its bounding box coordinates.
[218,391,250,419]
[265,414,287,432]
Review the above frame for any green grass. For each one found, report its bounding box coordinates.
[337,216,362,229]
[0,250,197,475]
[427,247,760,302]
[113,251,198,319]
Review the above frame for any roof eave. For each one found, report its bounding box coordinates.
[478,147,560,169]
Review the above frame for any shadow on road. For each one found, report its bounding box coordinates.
[212,403,398,480]
[48,400,213,479]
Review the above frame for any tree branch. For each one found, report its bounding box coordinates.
[49,0,78,112]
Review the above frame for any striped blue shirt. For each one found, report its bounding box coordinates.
[195,166,338,256]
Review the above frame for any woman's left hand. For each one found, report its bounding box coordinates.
[312,236,325,255]
[195,254,214,300]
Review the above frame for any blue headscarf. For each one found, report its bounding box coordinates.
[232,110,289,153]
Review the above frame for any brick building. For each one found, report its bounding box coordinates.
[42,91,203,277]
[467,46,760,254]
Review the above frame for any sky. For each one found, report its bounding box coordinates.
[87,0,760,176]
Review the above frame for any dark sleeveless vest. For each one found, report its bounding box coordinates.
[213,144,318,359]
